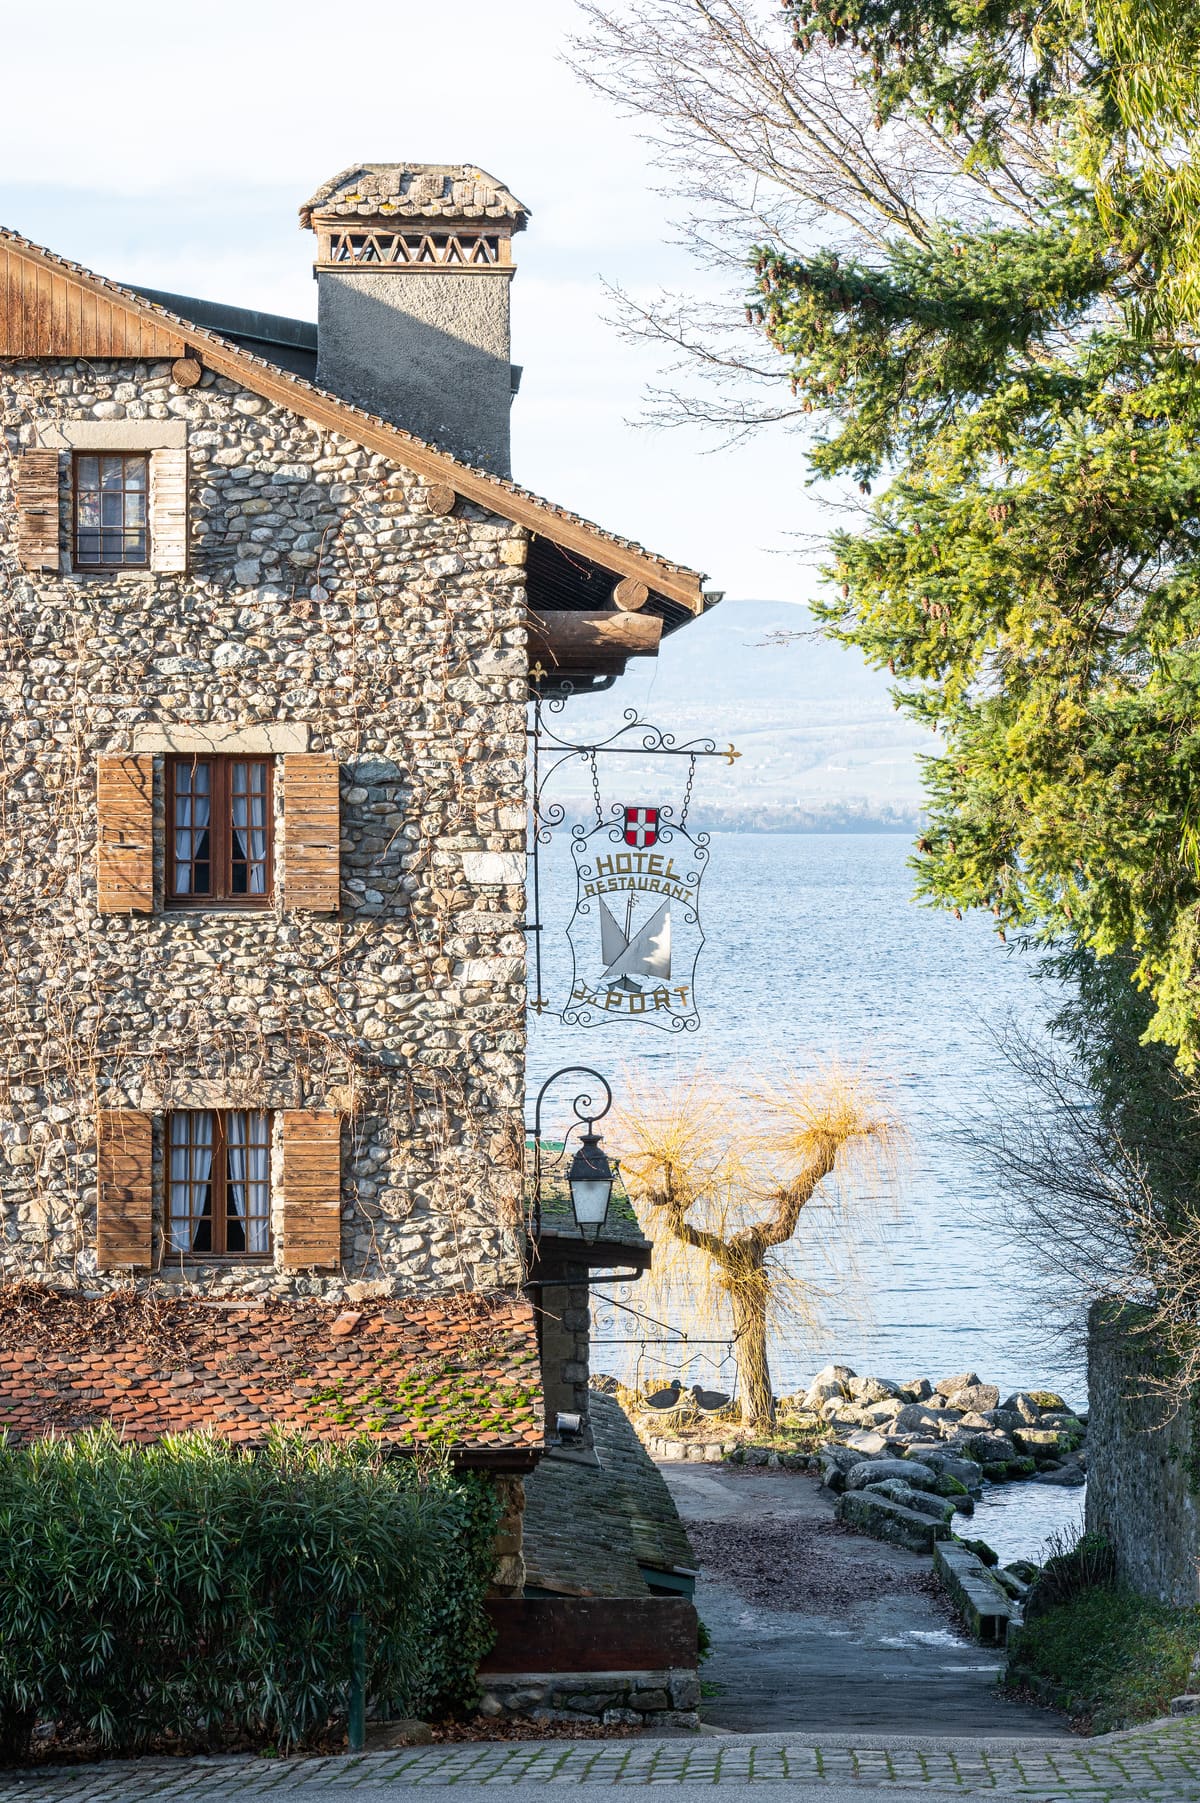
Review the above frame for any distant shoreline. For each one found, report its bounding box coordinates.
[550,812,923,836]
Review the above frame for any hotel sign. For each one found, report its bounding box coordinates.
[563,810,707,1033]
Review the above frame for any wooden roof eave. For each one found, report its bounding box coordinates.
[0,232,706,614]
[187,328,705,610]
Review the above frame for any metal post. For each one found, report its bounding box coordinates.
[348,1609,366,1752]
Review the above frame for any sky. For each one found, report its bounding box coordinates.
[0,0,830,603]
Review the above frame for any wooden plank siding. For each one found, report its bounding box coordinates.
[0,244,186,361]
[282,755,341,913]
[280,1112,343,1269]
[95,1110,154,1270]
[96,755,154,914]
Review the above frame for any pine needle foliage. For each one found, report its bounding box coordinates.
[743,0,1200,1066]
[614,1066,903,1427]
[569,1,1200,1066]
[0,1428,499,1762]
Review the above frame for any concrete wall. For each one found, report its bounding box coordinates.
[1086,1301,1200,1605]
[317,271,513,475]
[0,353,529,1299]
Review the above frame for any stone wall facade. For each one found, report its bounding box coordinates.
[538,1266,592,1441]
[0,353,529,1298]
[1086,1302,1200,1605]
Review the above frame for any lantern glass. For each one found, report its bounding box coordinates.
[567,1132,614,1234]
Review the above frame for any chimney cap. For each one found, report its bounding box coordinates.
[300,164,529,230]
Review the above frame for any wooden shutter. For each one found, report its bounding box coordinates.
[97,755,154,913]
[281,1111,342,1269]
[149,447,188,573]
[96,1110,153,1270]
[16,450,60,573]
[283,755,341,912]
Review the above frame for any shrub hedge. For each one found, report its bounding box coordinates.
[0,1428,500,1760]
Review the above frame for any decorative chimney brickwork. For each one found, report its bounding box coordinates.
[302,165,529,477]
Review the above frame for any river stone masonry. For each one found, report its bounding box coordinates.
[0,354,528,1297]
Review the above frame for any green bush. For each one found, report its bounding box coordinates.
[1024,1530,1117,1621]
[0,1427,499,1760]
[1007,1584,1200,1730]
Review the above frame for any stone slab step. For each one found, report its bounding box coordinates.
[934,1539,1018,1645]
[833,1489,952,1553]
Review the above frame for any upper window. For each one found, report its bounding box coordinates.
[73,453,148,568]
[168,1109,271,1259]
[168,756,273,907]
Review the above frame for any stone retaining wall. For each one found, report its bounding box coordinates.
[1086,1301,1200,1605]
[476,1669,700,1729]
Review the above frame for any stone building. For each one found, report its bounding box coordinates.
[0,166,710,1675]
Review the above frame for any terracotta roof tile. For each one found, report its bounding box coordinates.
[0,1287,543,1464]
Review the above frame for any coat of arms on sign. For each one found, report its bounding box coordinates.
[564,804,707,1033]
[624,806,658,848]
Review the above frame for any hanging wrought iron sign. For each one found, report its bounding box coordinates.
[564,797,707,1032]
[528,695,738,1031]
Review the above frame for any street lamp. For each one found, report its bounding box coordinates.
[531,1066,616,1243]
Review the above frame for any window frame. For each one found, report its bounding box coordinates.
[165,754,275,909]
[72,451,150,571]
[165,1108,273,1263]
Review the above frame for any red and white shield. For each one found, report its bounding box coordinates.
[624,806,659,848]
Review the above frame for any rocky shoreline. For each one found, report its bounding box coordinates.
[797,1364,1088,1489]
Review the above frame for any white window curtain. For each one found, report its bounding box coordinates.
[174,761,210,895]
[231,764,268,895]
[168,1111,213,1252]
[227,1111,270,1253]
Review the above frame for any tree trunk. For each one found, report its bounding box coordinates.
[730,1278,774,1429]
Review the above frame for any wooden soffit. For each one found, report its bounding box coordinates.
[0,231,706,612]
[526,610,663,674]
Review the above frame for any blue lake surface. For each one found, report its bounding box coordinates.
[530,830,1081,1409]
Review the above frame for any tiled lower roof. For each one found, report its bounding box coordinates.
[522,1391,696,1596]
[0,1286,543,1463]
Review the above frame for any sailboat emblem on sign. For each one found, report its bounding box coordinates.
[564,805,707,1033]
[600,894,671,989]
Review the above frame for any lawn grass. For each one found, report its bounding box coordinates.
[1006,1585,1200,1732]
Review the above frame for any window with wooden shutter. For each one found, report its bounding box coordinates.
[150,446,188,572]
[96,1109,153,1270]
[280,1111,342,1269]
[282,755,341,912]
[166,755,273,907]
[97,755,154,913]
[16,450,61,573]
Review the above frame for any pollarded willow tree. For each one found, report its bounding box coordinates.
[569,0,1200,1068]
[614,1068,902,1428]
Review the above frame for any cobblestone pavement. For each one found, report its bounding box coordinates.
[2,1718,1200,1803]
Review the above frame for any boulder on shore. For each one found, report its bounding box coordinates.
[936,1372,982,1396]
[865,1478,957,1523]
[946,1383,1001,1414]
[844,1457,936,1491]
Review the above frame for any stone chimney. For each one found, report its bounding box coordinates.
[300,164,529,476]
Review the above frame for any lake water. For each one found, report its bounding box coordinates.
[529,831,1088,1556]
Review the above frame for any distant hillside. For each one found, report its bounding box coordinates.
[541,600,934,825]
